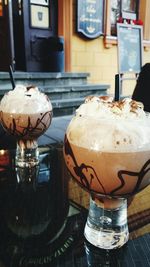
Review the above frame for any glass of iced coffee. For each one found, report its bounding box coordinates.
[0,85,52,167]
[63,96,150,249]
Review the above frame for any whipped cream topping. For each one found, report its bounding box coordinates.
[67,96,150,152]
[76,95,145,119]
[0,85,52,114]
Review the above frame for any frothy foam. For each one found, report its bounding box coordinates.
[67,96,150,152]
[0,85,52,114]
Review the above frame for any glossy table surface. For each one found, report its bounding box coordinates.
[0,116,149,267]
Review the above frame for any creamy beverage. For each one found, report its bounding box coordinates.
[64,96,150,197]
[0,85,52,142]
[65,143,150,197]
[0,87,68,245]
[0,112,51,140]
[64,95,150,249]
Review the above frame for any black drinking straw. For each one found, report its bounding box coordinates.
[9,65,15,89]
[114,74,120,101]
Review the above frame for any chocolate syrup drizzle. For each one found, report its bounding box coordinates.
[64,135,150,196]
[64,135,106,194]
[0,111,52,138]
[111,159,150,196]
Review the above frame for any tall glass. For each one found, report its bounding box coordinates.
[63,99,150,249]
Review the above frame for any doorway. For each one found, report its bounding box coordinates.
[0,0,58,71]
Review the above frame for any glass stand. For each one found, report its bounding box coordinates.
[84,196,129,249]
[16,139,39,168]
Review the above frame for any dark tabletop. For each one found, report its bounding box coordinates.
[0,116,149,267]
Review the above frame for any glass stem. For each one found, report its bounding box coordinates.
[16,139,39,167]
[84,196,129,249]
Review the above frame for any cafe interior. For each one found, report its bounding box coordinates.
[0,0,150,266]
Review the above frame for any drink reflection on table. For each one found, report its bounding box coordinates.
[84,239,125,267]
[6,163,52,240]
[0,146,69,247]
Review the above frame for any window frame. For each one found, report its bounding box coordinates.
[104,0,150,49]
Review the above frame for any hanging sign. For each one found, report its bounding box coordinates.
[77,0,104,39]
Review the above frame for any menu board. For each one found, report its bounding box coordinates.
[77,0,104,39]
[117,23,143,74]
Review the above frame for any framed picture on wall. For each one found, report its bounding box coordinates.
[30,5,49,29]
[30,0,49,6]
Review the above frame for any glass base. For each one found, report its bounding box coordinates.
[16,139,39,168]
[84,197,129,249]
